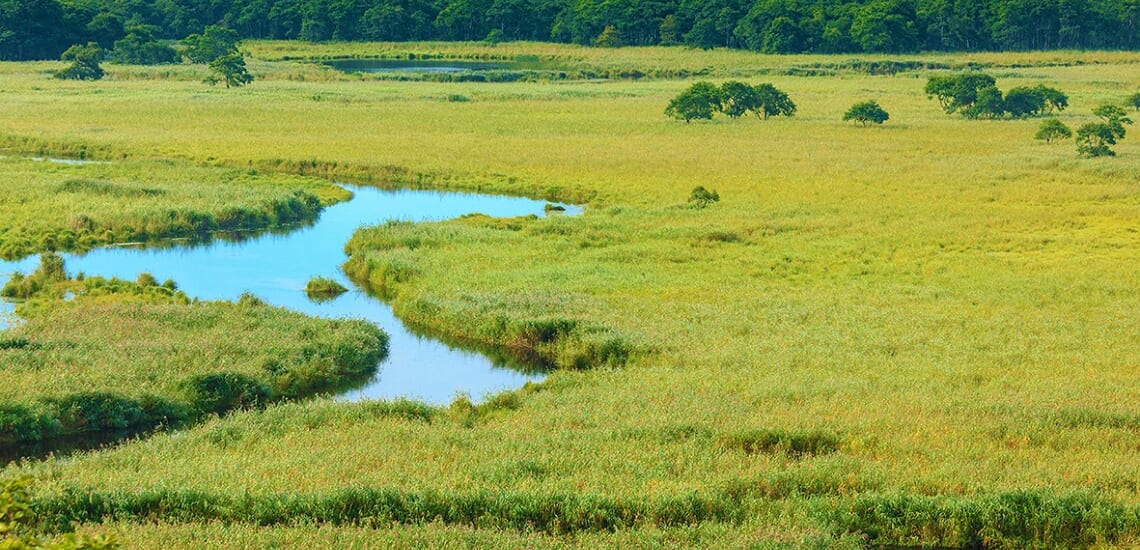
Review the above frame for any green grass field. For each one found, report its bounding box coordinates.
[1,43,1139,547]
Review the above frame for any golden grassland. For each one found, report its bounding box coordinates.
[1,43,1139,547]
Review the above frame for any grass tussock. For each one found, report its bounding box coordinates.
[721,429,842,459]
[304,276,348,302]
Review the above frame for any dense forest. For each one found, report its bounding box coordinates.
[1,0,1138,60]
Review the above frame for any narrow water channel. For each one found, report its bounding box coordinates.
[0,186,578,404]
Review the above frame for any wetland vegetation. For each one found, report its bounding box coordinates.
[0,41,1139,548]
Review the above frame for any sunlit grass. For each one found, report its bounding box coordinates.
[0,156,349,259]
[0,274,387,443]
[1,45,1138,546]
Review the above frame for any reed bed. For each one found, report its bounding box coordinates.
[1,44,1138,546]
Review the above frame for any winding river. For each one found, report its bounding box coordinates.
[0,185,579,404]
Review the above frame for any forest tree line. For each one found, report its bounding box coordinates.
[2,0,1138,61]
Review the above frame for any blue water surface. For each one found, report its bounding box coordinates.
[0,186,578,404]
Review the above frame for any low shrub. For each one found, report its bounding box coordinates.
[828,491,1140,548]
[32,486,735,535]
[182,372,272,416]
[0,404,60,443]
[721,428,841,458]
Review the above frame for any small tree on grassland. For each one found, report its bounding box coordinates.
[843,100,890,126]
[1076,104,1133,158]
[665,81,721,123]
[206,52,253,88]
[689,186,720,208]
[55,42,104,80]
[1127,92,1140,111]
[1076,123,1119,157]
[751,83,796,119]
[1035,118,1071,143]
[1093,104,1133,133]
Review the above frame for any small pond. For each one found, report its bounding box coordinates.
[0,186,579,404]
[324,58,559,74]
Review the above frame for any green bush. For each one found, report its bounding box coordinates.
[182,372,272,416]
[721,428,841,458]
[829,491,1140,548]
[0,404,59,443]
[32,486,735,535]
[304,277,348,302]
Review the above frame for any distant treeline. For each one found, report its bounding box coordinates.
[2,0,1139,60]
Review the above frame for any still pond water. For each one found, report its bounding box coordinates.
[324,58,559,74]
[0,186,578,404]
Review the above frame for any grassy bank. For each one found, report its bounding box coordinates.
[0,259,387,447]
[1,44,1138,546]
[0,156,349,260]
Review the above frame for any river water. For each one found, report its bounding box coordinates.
[0,186,578,404]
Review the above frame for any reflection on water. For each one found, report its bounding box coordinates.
[0,186,580,404]
[0,429,144,464]
[323,57,561,75]
[326,59,511,73]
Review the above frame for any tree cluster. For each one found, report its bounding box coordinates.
[925,74,1067,119]
[666,80,795,123]
[4,0,1140,61]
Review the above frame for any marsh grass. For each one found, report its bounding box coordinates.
[0,45,1138,546]
[0,268,387,446]
[0,156,348,260]
[303,277,348,303]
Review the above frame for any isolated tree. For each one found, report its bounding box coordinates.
[843,100,890,126]
[665,81,721,123]
[1035,118,1071,143]
[1093,104,1133,134]
[1074,105,1131,158]
[206,52,253,88]
[1128,92,1140,112]
[1076,123,1119,157]
[55,42,103,80]
[751,83,796,119]
[688,186,720,208]
[182,25,240,64]
[719,81,760,119]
